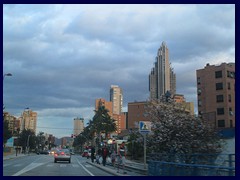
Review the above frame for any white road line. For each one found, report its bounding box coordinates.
[12,163,44,176]
[76,158,94,176]
[60,164,66,168]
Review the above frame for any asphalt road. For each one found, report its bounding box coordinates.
[3,154,113,176]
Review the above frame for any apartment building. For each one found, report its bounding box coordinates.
[196,63,235,128]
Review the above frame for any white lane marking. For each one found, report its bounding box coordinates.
[47,164,54,167]
[60,164,66,168]
[12,163,44,176]
[76,158,94,176]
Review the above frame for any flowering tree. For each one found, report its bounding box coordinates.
[145,98,223,162]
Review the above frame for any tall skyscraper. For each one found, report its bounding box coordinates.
[197,63,235,129]
[110,85,123,115]
[149,42,176,100]
[73,117,84,136]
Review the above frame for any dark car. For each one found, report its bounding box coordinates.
[54,149,71,163]
[37,150,50,155]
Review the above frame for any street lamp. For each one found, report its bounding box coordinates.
[3,73,12,81]
[27,135,30,154]
[3,73,12,110]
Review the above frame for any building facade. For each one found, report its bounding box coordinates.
[127,101,149,129]
[110,85,123,115]
[20,109,37,134]
[95,98,113,117]
[149,42,176,100]
[173,94,194,115]
[73,117,84,136]
[196,63,235,129]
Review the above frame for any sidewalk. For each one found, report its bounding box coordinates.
[3,151,27,161]
[86,158,148,176]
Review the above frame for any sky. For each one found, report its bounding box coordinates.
[3,4,235,138]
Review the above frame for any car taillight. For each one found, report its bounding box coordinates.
[61,152,65,155]
[54,154,58,157]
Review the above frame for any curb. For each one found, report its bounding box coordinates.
[86,161,130,176]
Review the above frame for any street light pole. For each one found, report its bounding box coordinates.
[3,73,12,81]
[27,135,30,154]
[3,73,12,110]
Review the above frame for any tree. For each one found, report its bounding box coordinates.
[36,131,45,151]
[92,105,117,141]
[3,120,12,145]
[18,129,36,152]
[145,98,223,162]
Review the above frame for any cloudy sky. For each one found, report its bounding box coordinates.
[3,4,235,138]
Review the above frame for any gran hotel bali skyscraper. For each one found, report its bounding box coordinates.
[149,42,176,100]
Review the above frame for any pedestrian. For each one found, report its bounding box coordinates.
[117,142,127,174]
[101,144,109,166]
[96,148,102,164]
[111,150,117,168]
[91,146,95,163]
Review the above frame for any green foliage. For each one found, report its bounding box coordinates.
[145,99,223,158]
[18,129,36,151]
[127,133,144,159]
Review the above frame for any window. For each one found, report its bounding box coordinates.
[197,77,201,85]
[218,120,225,127]
[215,71,222,78]
[230,120,233,128]
[229,108,233,116]
[216,83,223,90]
[198,100,202,107]
[228,95,231,102]
[217,108,224,115]
[197,88,201,95]
[216,95,224,102]
[227,71,235,79]
[228,82,231,90]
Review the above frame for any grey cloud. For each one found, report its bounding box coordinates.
[3,4,235,138]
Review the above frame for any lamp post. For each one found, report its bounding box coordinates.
[27,135,30,154]
[3,73,12,81]
[3,73,12,110]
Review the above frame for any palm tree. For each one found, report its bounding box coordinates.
[92,105,117,141]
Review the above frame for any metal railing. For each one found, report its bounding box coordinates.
[147,153,235,176]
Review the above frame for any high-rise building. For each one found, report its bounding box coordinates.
[196,63,235,129]
[110,85,123,115]
[149,42,176,100]
[73,117,84,136]
[20,109,37,134]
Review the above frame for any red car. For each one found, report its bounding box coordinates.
[82,150,89,157]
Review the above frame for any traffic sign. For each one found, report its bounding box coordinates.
[139,121,151,134]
